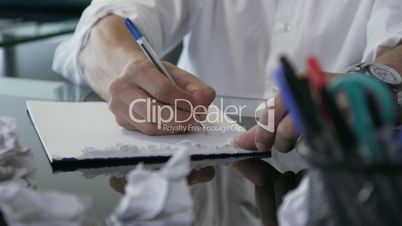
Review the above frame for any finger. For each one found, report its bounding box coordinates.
[110,98,180,135]
[128,63,213,111]
[234,158,280,187]
[115,86,201,128]
[233,125,258,149]
[187,166,216,185]
[109,95,144,130]
[165,62,216,107]
[255,95,287,151]
[273,114,300,152]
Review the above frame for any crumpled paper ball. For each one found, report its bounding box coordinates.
[108,147,194,226]
[0,117,30,181]
[278,176,309,226]
[0,182,91,226]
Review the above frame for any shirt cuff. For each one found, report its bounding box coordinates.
[363,32,402,63]
[52,0,150,85]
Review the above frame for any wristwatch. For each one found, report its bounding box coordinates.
[345,63,402,107]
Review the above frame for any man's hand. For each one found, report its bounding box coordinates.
[234,94,299,152]
[79,15,215,135]
[234,72,337,152]
[108,58,215,135]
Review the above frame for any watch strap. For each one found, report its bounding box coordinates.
[345,63,402,107]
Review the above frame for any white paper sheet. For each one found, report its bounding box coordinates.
[26,101,261,162]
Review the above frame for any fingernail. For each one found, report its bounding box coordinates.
[256,142,267,151]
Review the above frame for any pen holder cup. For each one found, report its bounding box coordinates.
[307,163,402,226]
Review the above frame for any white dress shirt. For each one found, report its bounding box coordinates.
[53,0,402,99]
[52,1,402,225]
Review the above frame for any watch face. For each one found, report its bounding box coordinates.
[369,64,402,86]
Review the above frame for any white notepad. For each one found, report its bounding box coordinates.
[27,101,265,163]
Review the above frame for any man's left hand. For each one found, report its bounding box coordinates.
[234,72,337,152]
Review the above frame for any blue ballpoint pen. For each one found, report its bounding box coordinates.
[124,18,177,85]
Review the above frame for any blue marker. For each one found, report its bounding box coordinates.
[274,67,304,133]
[124,18,177,85]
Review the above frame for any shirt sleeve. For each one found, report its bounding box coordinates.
[363,0,402,63]
[52,0,204,85]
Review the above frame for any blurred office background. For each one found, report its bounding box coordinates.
[0,0,90,80]
[0,0,182,82]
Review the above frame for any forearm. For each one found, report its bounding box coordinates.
[79,15,145,100]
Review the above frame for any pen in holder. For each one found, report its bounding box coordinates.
[296,74,402,226]
[276,56,402,226]
[298,139,402,226]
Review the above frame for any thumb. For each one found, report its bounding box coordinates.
[234,125,258,150]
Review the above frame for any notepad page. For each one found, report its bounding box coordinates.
[27,101,260,162]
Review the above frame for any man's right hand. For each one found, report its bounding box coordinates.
[78,15,215,135]
[108,58,216,135]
